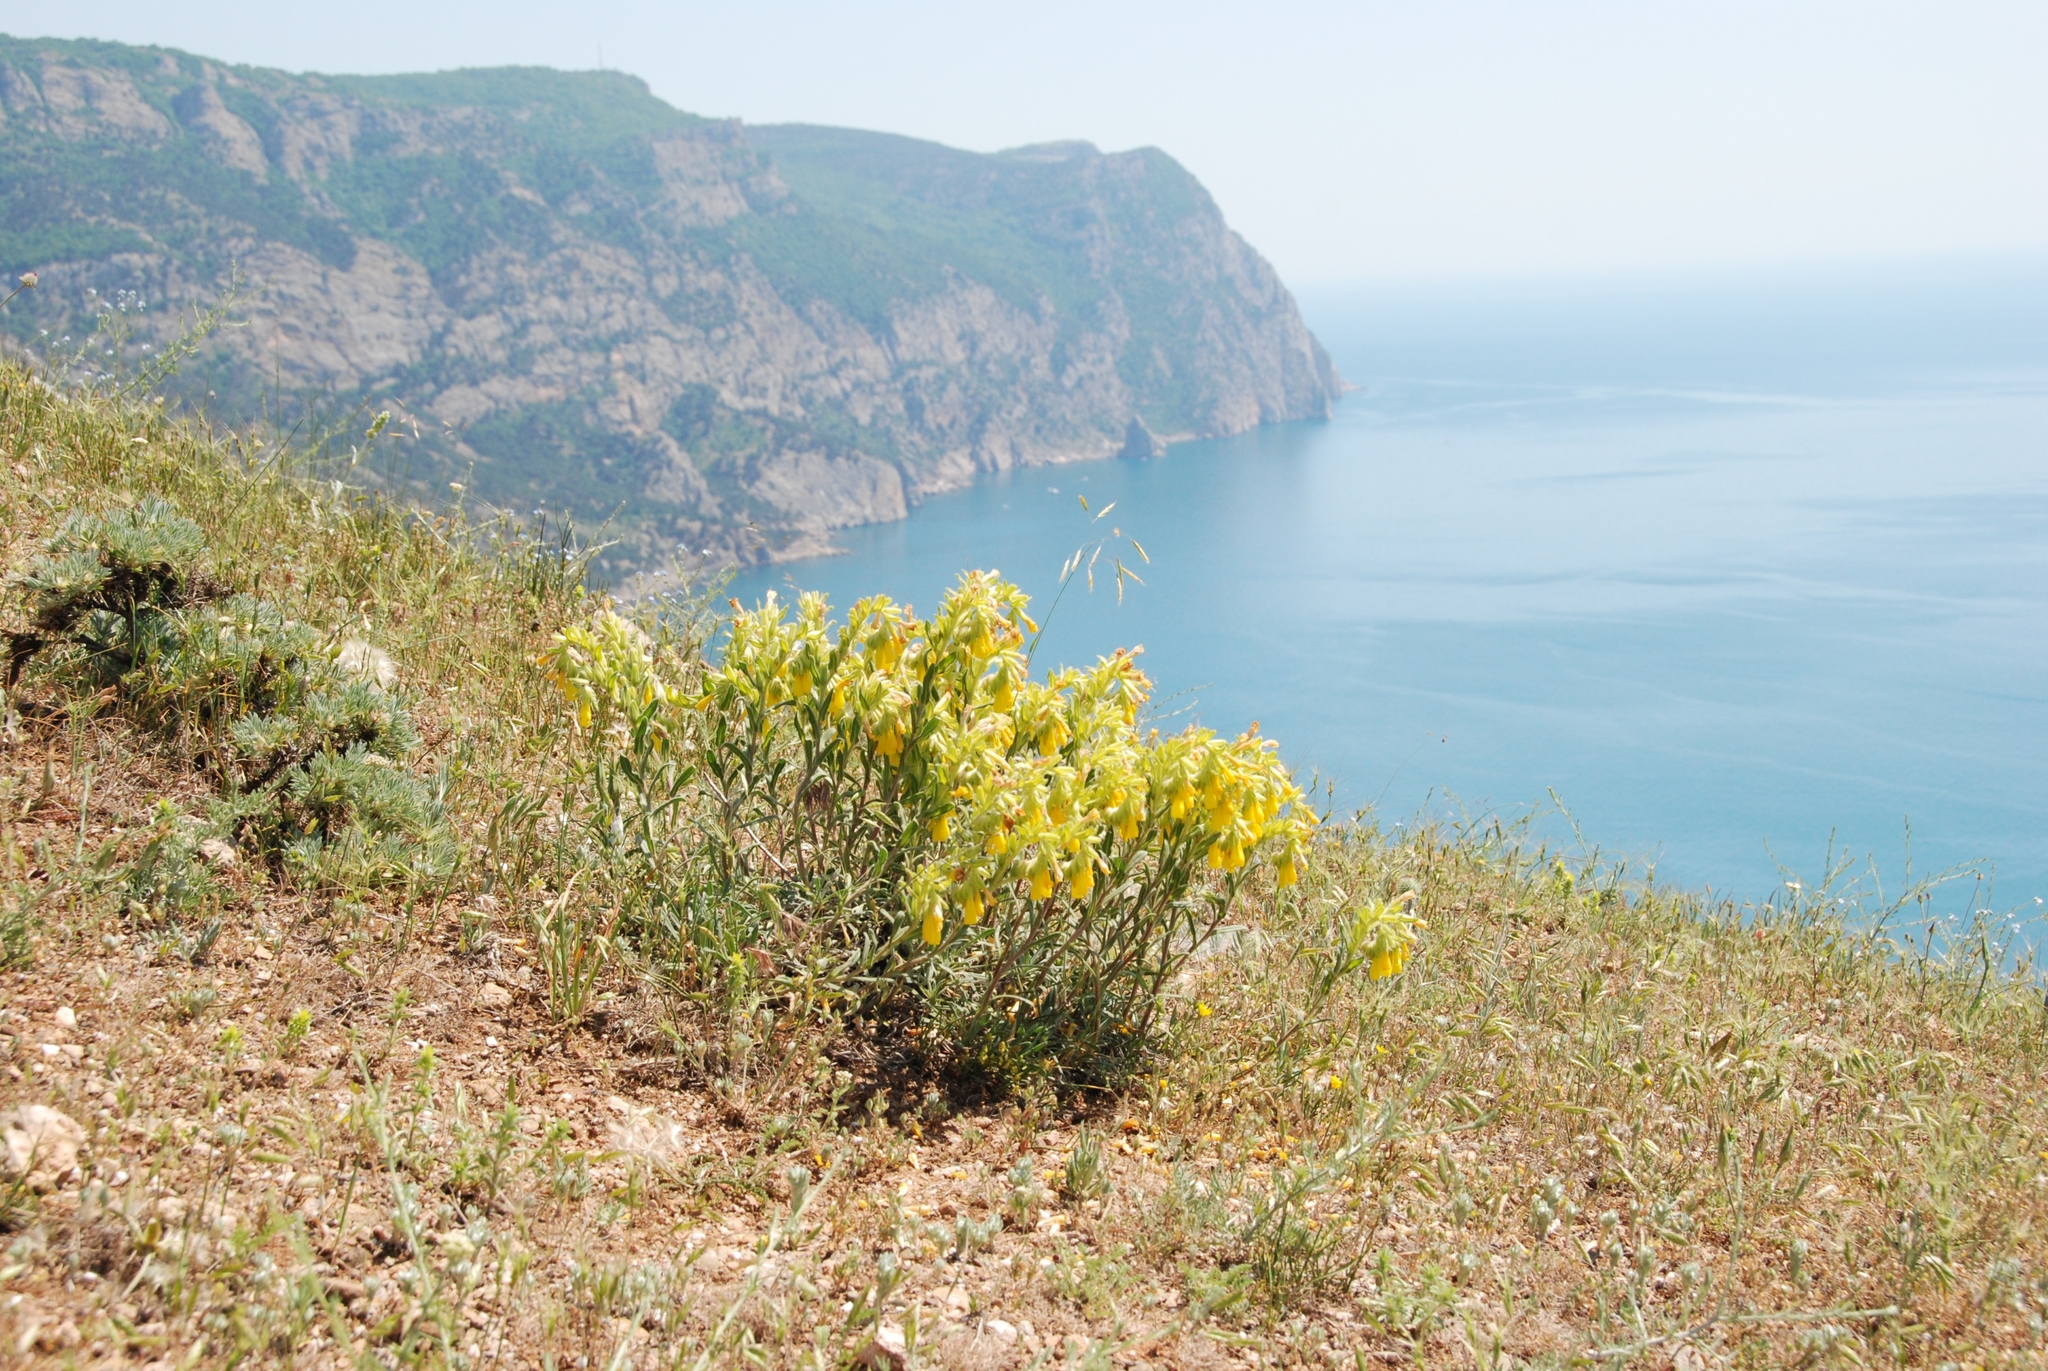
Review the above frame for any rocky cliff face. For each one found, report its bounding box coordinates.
[0,36,1341,582]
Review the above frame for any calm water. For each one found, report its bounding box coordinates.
[730,257,2048,912]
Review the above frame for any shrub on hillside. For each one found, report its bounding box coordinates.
[7,495,449,895]
[545,571,1418,1084]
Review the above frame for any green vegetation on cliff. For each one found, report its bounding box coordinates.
[0,34,1340,583]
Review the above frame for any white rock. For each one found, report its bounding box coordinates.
[855,1324,908,1370]
[53,1007,76,1030]
[198,838,240,869]
[478,983,513,1009]
[2,1104,85,1180]
[985,1318,1018,1344]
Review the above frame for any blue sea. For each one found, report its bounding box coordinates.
[730,256,2048,918]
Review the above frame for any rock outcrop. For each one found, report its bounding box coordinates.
[0,36,1341,581]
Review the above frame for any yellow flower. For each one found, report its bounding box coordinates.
[962,890,985,925]
[1030,866,1055,901]
[922,909,944,945]
[876,727,904,762]
[1196,1002,1212,1018]
[992,676,1015,712]
[1275,858,1298,889]
[1328,1074,1345,1091]
[830,683,846,714]
[930,815,951,842]
[792,670,813,697]
[987,831,1008,856]
[1069,863,1094,900]
[577,700,592,729]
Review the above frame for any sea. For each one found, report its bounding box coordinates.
[728,255,2048,924]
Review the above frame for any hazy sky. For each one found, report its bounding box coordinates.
[7,1,2045,284]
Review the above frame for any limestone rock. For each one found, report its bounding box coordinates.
[1,37,1343,584]
[172,83,268,175]
[2,1104,85,1184]
[1119,416,1167,460]
[854,1324,908,1370]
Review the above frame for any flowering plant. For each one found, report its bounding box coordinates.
[545,570,1332,1080]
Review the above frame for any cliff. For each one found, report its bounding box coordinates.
[0,35,1341,582]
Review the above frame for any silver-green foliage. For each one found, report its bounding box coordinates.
[11,495,448,888]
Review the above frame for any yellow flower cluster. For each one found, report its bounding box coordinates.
[543,611,671,733]
[543,573,1325,955]
[708,573,1317,947]
[1345,897,1423,980]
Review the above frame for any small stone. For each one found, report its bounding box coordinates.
[198,838,239,869]
[54,1007,76,1030]
[479,983,513,1009]
[985,1318,1018,1344]
[2,1104,85,1180]
[855,1324,908,1369]
[41,1320,82,1352]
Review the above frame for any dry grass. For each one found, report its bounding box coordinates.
[2,365,2045,1368]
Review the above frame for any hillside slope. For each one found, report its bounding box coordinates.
[4,367,2046,1366]
[0,35,1340,582]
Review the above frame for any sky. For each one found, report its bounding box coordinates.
[4,1,2045,285]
